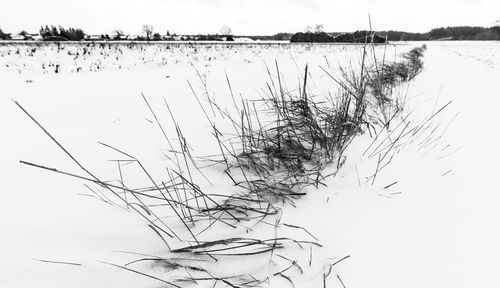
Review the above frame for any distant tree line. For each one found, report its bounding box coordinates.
[241,33,293,41]
[290,31,386,43]
[290,26,500,43]
[290,32,335,42]
[383,26,500,41]
[39,26,85,41]
[1,25,499,42]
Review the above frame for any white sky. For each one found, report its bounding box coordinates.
[2,0,499,35]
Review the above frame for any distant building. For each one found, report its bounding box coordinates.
[234,37,254,42]
[85,35,103,41]
[10,35,25,41]
[32,34,43,41]
[10,33,41,41]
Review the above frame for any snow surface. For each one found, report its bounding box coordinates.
[1,41,499,288]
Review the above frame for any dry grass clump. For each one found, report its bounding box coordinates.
[368,45,427,106]
[16,44,428,287]
[224,70,363,190]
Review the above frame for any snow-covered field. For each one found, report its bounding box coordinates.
[1,41,499,288]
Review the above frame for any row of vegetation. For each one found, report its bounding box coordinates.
[291,31,387,43]
[382,26,500,41]
[290,26,500,43]
[39,26,85,41]
[17,43,435,287]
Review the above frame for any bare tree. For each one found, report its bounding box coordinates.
[142,25,154,40]
[305,25,313,33]
[314,24,324,33]
[219,25,233,35]
[113,29,124,40]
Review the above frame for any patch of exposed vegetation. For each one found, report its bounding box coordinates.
[17,44,428,287]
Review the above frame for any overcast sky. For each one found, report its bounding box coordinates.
[2,0,499,35]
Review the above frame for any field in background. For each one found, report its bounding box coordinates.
[0,41,397,75]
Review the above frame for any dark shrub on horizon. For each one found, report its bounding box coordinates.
[383,26,500,41]
[382,31,428,41]
[0,29,11,40]
[291,31,386,43]
[473,30,500,41]
[429,26,485,40]
[40,26,85,41]
[152,33,162,41]
[196,34,223,41]
[335,31,386,43]
[353,31,386,43]
[290,32,335,42]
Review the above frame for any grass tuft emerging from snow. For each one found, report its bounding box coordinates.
[16,43,429,287]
